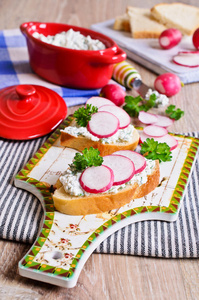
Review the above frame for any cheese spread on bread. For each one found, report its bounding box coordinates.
[59,159,156,197]
[61,124,135,144]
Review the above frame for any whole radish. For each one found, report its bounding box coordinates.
[154,73,182,97]
[193,28,199,49]
[100,84,126,106]
[159,28,182,50]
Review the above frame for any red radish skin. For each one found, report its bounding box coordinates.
[144,125,168,137]
[152,115,174,128]
[87,111,119,138]
[103,154,135,185]
[138,111,158,124]
[154,73,182,97]
[173,51,199,68]
[100,84,126,106]
[159,28,182,50]
[86,96,115,108]
[139,132,178,151]
[193,28,199,50]
[79,165,114,193]
[98,105,130,129]
[113,150,146,174]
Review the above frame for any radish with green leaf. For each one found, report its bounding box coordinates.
[100,84,126,106]
[192,28,199,50]
[159,28,182,50]
[154,73,182,97]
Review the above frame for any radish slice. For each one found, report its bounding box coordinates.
[87,111,119,138]
[80,165,114,193]
[138,111,158,124]
[103,154,135,185]
[86,96,115,108]
[173,51,199,68]
[98,105,130,129]
[152,115,174,128]
[139,132,178,151]
[113,150,146,174]
[144,125,168,137]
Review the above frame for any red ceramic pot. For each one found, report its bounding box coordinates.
[20,22,126,89]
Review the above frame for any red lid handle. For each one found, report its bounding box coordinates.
[16,85,36,100]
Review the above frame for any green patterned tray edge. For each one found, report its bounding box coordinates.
[16,118,199,280]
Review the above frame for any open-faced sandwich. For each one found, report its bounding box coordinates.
[53,147,160,215]
[60,96,139,156]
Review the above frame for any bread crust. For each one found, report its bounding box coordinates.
[60,124,139,156]
[113,13,131,32]
[53,160,159,215]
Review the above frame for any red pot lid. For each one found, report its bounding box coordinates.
[0,84,67,140]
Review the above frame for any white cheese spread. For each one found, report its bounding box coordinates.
[59,159,156,197]
[145,88,169,107]
[33,29,106,50]
[61,124,135,144]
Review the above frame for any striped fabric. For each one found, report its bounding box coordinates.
[0,133,198,258]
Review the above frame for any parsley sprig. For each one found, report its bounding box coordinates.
[140,138,172,162]
[123,94,157,118]
[165,105,184,120]
[70,147,103,173]
[74,104,98,127]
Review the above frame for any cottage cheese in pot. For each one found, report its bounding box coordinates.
[33,29,106,50]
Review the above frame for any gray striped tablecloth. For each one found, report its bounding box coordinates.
[0,133,198,258]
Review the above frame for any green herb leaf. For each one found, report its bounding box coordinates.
[165,105,184,120]
[123,95,142,117]
[71,147,103,173]
[123,94,157,118]
[145,93,157,110]
[74,104,98,127]
[140,138,172,162]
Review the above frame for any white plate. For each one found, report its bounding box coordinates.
[91,19,199,84]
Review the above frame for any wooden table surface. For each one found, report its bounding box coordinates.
[0,0,199,299]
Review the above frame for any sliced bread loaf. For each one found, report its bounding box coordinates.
[127,7,167,38]
[151,3,199,35]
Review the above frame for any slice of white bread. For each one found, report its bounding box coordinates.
[60,118,139,156]
[53,160,160,215]
[127,6,167,38]
[113,13,131,32]
[151,3,199,35]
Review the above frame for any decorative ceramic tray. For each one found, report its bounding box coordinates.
[14,117,199,288]
[91,20,199,84]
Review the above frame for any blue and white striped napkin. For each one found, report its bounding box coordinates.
[0,28,100,107]
[0,132,198,258]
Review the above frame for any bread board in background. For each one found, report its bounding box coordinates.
[91,19,199,84]
[14,117,199,288]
